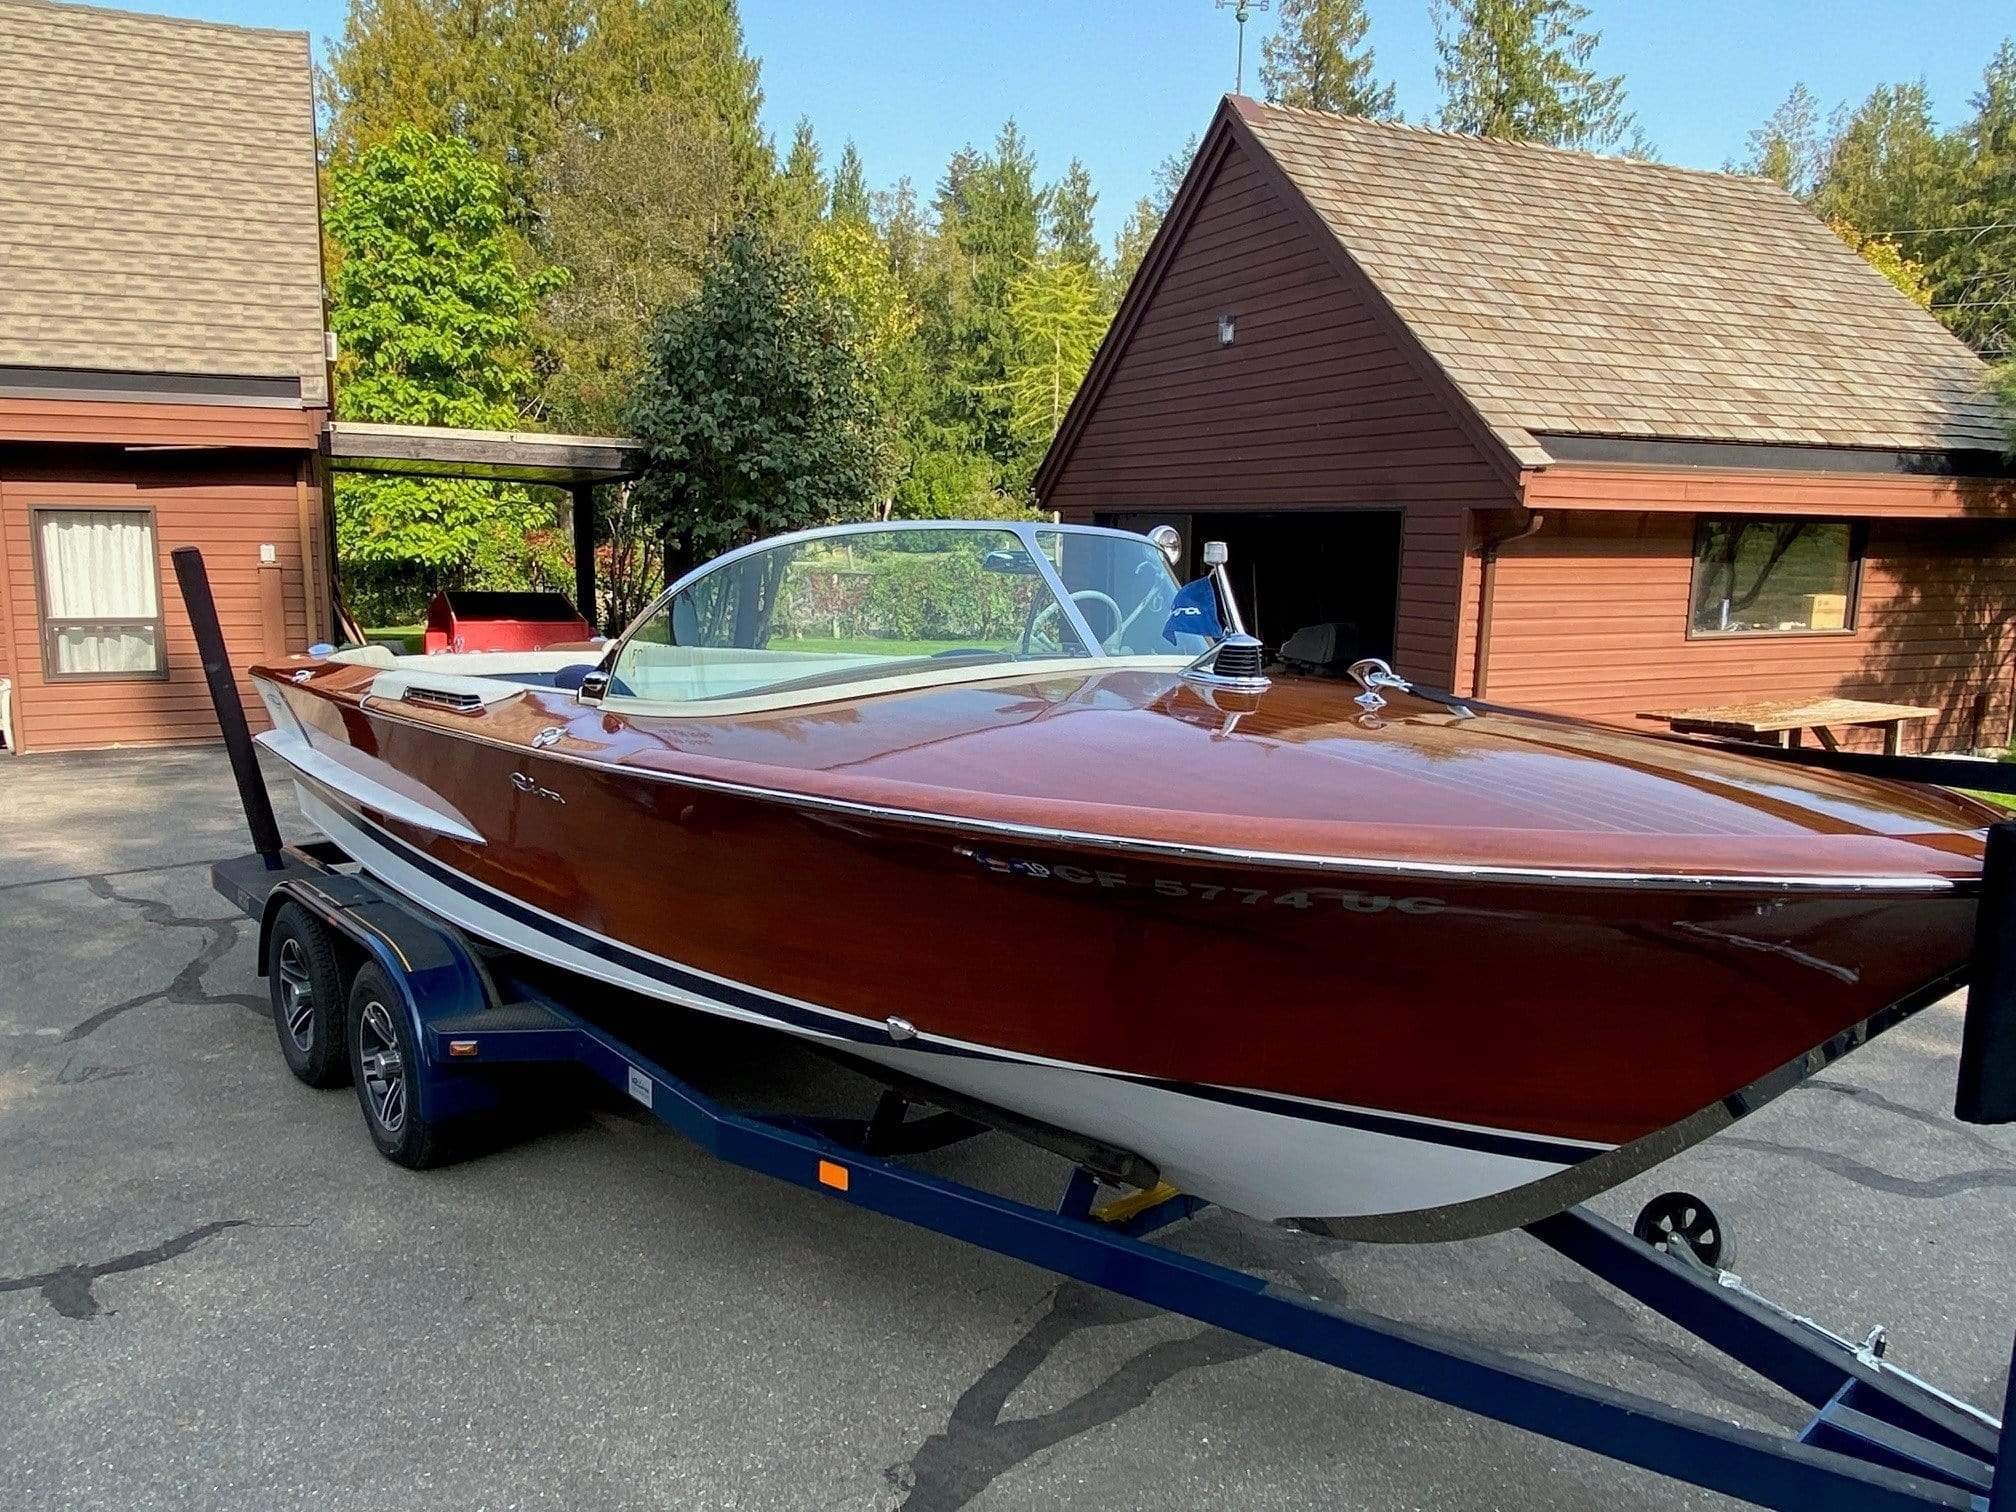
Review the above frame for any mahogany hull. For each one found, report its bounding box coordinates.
[250,658,1988,1237]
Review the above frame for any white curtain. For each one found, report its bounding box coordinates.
[39,510,160,675]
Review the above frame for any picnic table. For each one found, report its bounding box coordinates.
[1637,697,1938,756]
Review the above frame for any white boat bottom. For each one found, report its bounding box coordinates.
[291,782,1594,1224]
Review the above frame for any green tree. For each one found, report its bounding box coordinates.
[1109,136,1198,302]
[1944,43,2016,357]
[1829,219,1935,307]
[875,177,929,285]
[1991,361,2016,450]
[943,121,1049,495]
[808,218,919,372]
[1001,258,1106,440]
[324,128,563,576]
[625,226,890,573]
[1737,83,1822,196]
[1260,0,1398,119]
[537,92,752,433]
[1432,0,1635,150]
[1046,158,1103,272]
[1814,82,1959,238]
[321,0,766,230]
[776,117,828,235]
[829,141,872,225]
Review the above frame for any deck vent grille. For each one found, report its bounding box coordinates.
[402,685,486,715]
[1210,638,1265,680]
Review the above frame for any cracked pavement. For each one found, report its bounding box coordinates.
[3,746,2014,1510]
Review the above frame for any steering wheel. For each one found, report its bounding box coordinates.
[1024,590,1126,654]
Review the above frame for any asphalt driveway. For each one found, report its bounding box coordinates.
[2,746,2012,1510]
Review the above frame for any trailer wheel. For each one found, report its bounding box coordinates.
[1633,1191,1732,1270]
[266,902,349,1088]
[346,963,442,1169]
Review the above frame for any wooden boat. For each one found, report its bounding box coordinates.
[248,521,1993,1240]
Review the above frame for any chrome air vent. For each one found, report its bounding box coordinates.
[1183,632,1270,690]
[1211,637,1265,679]
[402,685,487,714]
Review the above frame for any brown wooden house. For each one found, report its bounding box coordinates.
[1036,97,2016,752]
[0,0,331,753]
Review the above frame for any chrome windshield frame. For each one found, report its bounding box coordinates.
[598,519,1182,685]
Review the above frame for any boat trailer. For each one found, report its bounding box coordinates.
[177,548,2016,1510]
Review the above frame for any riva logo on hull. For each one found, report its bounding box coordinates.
[961,848,1445,915]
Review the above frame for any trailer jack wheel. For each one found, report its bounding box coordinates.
[1632,1191,1731,1270]
[266,902,349,1088]
[346,963,442,1170]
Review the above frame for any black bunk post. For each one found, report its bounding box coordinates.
[1958,819,2016,1124]
[171,546,285,866]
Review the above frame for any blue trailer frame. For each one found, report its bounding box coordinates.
[211,843,2009,1512]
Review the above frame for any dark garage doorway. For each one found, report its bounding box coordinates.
[1097,509,1401,668]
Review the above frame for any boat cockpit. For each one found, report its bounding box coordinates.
[325,522,1227,717]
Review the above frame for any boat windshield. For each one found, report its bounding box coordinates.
[607,525,1200,705]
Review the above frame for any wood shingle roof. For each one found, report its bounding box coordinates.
[1234,97,2004,461]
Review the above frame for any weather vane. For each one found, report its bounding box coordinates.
[1215,0,1270,96]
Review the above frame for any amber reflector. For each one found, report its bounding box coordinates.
[817,1159,850,1191]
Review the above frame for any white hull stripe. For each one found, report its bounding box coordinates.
[292,774,1609,1169]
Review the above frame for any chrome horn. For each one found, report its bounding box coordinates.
[1347,657,1411,712]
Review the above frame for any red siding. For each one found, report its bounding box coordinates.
[1043,138,1517,688]
[1482,511,2016,752]
[0,395,320,451]
[1525,462,2016,520]
[1,448,319,752]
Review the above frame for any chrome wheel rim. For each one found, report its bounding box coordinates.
[276,937,315,1053]
[357,1000,407,1133]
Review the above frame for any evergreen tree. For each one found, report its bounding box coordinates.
[626,226,890,573]
[932,145,985,236]
[829,141,872,225]
[1108,136,1198,302]
[1814,82,1959,238]
[944,121,1049,494]
[1738,83,1822,196]
[1154,135,1200,213]
[1110,198,1160,299]
[874,178,928,285]
[1046,158,1103,272]
[1259,0,1398,119]
[777,117,828,234]
[538,92,750,433]
[1432,0,1635,151]
[1946,43,2016,357]
[322,0,766,228]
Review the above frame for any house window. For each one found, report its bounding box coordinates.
[1688,519,1859,637]
[34,508,167,679]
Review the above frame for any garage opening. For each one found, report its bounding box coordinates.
[1096,510,1401,671]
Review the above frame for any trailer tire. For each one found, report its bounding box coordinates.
[266,902,349,1088]
[346,963,443,1169]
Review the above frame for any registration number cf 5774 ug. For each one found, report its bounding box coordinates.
[961,848,1445,916]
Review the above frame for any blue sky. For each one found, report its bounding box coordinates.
[111,0,2013,247]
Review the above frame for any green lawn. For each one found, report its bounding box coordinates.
[1956,787,2016,813]
[770,636,1020,657]
[362,625,421,655]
